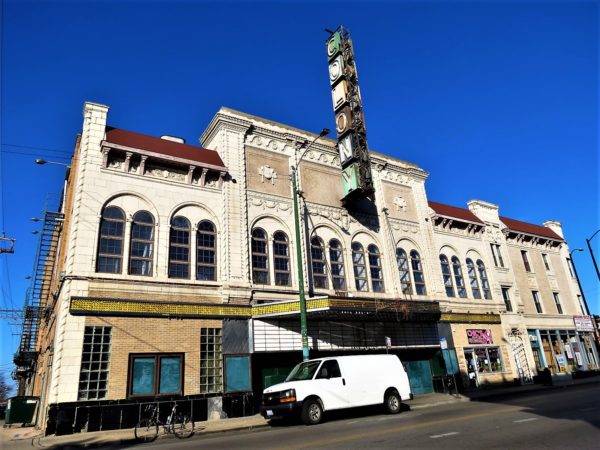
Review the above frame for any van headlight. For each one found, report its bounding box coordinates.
[280,389,296,403]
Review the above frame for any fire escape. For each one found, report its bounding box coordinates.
[13,211,63,384]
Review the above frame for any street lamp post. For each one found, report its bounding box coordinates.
[291,128,330,361]
[586,229,600,281]
[570,248,590,316]
[35,159,70,167]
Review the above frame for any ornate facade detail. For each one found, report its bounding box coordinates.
[393,196,407,212]
[249,192,292,213]
[258,165,277,185]
[388,217,420,234]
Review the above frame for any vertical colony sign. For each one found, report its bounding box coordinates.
[326,27,375,204]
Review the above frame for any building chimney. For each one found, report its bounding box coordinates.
[543,220,564,238]
[160,135,186,144]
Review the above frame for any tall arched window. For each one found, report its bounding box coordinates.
[197,221,217,281]
[168,216,190,279]
[251,228,269,284]
[397,248,412,294]
[329,239,346,291]
[311,236,328,289]
[96,206,125,273]
[477,260,491,299]
[466,258,481,299]
[352,242,368,291]
[452,256,467,298]
[368,244,384,292]
[440,254,454,297]
[273,231,291,286]
[129,211,154,276]
[410,251,427,295]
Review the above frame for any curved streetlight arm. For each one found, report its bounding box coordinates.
[585,229,600,281]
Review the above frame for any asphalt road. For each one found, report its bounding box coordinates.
[131,384,600,449]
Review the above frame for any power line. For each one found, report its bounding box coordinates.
[1,142,72,156]
[0,149,71,160]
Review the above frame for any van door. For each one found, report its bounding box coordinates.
[313,359,348,410]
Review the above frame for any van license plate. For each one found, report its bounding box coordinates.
[266,410,274,417]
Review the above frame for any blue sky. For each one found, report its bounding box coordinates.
[0,0,597,388]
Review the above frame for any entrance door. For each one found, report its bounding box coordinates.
[405,360,433,395]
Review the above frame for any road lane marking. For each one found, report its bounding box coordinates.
[513,418,538,423]
[430,432,459,439]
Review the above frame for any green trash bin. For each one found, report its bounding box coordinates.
[5,396,39,426]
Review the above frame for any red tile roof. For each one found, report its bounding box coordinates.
[428,201,484,224]
[500,216,563,241]
[104,127,226,169]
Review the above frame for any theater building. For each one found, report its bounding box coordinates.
[14,102,596,434]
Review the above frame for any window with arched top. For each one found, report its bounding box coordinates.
[368,244,384,292]
[311,236,328,289]
[440,254,454,297]
[329,239,346,291]
[251,228,269,284]
[466,258,481,299]
[273,231,291,286]
[452,256,467,298]
[477,260,491,299]
[410,251,427,295]
[96,206,125,273]
[197,221,216,281]
[129,211,154,276]
[169,216,190,279]
[397,248,413,295]
[352,242,368,291]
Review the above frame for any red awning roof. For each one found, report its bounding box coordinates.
[428,201,484,225]
[500,216,563,241]
[104,127,226,169]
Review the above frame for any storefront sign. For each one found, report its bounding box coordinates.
[565,344,573,359]
[574,352,583,366]
[467,329,493,345]
[574,315,594,332]
[555,354,567,367]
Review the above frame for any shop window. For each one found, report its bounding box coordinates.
[197,220,217,281]
[200,328,223,393]
[410,250,427,295]
[329,239,346,291]
[168,216,190,279]
[466,258,481,299]
[129,211,154,276]
[251,228,269,284]
[464,347,503,373]
[440,254,454,297]
[502,287,513,312]
[311,236,328,289]
[397,248,413,295]
[128,353,183,397]
[352,242,368,291]
[78,326,111,400]
[532,290,543,313]
[477,260,492,299]
[273,231,291,286]
[452,256,467,298]
[96,206,125,273]
[553,292,563,314]
[521,250,531,272]
[368,244,385,293]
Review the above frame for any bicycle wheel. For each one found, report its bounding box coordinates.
[135,418,159,442]
[173,413,195,439]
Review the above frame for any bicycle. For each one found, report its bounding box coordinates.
[134,402,195,442]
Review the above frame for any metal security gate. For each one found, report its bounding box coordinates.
[405,360,434,395]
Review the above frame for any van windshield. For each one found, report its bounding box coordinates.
[285,361,321,381]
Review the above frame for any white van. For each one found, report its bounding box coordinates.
[260,354,412,425]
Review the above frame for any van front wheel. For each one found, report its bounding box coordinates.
[384,390,401,414]
[301,399,323,425]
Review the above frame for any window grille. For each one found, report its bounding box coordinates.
[197,221,217,281]
[251,228,269,284]
[368,244,384,292]
[200,328,223,393]
[169,216,190,279]
[452,256,467,298]
[129,211,154,276]
[397,248,413,295]
[311,237,328,289]
[352,242,368,291]
[96,206,125,273]
[78,326,111,400]
[329,239,346,291]
[273,231,291,286]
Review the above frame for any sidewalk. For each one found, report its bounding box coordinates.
[2,376,598,448]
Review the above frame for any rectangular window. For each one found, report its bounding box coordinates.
[566,258,575,278]
[532,291,543,313]
[553,292,563,314]
[464,347,504,373]
[501,287,512,312]
[542,253,551,271]
[490,244,504,268]
[521,250,531,272]
[200,328,223,393]
[128,353,183,397]
[78,326,111,400]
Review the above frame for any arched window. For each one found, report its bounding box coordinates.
[96,206,125,273]
[368,244,384,292]
[452,256,467,298]
[273,231,291,286]
[466,258,481,299]
[129,211,154,276]
[197,221,217,281]
[311,236,328,289]
[329,239,346,291]
[352,242,368,291]
[397,248,412,295]
[410,251,427,295]
[168,216,190,279]
[440,254,454,297]
[251,228,269,284]
[477,260,491,299]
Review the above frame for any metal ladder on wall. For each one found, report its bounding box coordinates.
[512,339,534,385]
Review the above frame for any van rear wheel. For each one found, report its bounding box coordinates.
[384,390,401,414]
[301,399,323,425]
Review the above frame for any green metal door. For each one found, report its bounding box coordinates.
[405,360,434,395]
